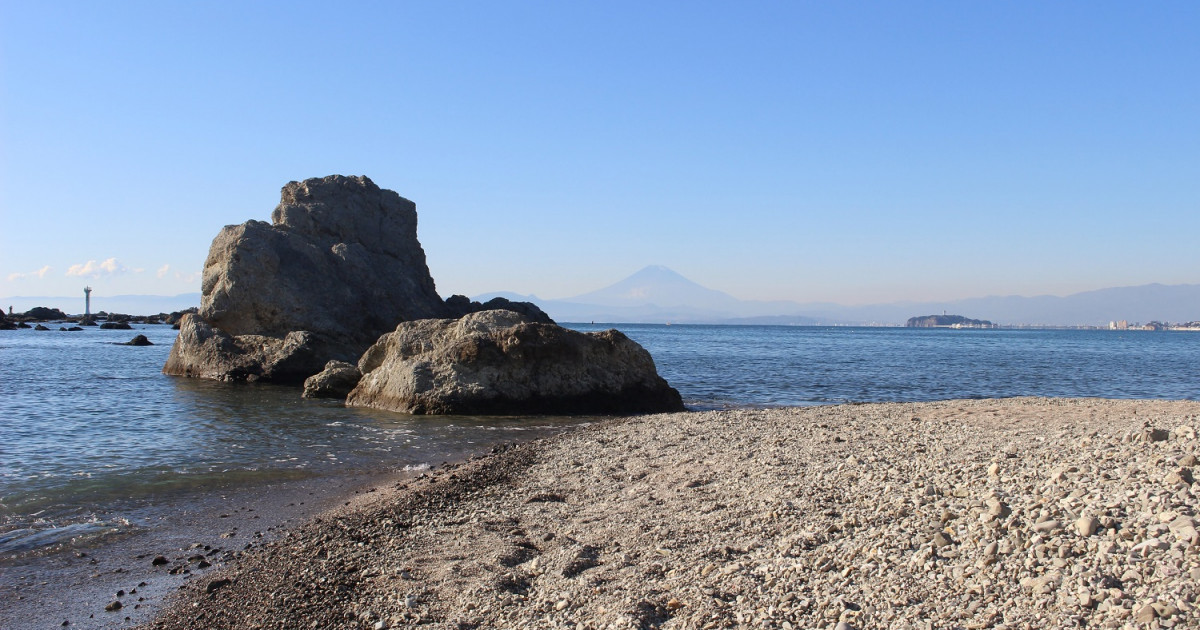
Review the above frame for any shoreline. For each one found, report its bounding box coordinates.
[122,397,1198,629]
[0,468,429,630]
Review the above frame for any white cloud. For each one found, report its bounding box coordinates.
[157,264,171,279]
[175,270,202,284]
[67,258,128,278]
[7,265,52,281]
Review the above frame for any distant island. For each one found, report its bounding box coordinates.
[906,314,995,328]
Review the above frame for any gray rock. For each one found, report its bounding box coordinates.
[346,310,685,415]
[302,360,362,399]
[202,175,446,341]
[163,314,327,383]
[165,175,450,383]
[1075,516,1100,537]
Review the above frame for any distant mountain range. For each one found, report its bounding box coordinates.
[478,266,1200,327]
[6,267,1197,326]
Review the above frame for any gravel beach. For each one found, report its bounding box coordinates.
[137,398,1199,630]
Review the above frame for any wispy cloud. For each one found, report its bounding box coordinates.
[175,270,202,284]
[66,258,128,278]
[6,265,53,281]
[157,264,171,279]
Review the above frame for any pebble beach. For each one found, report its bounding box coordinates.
[135,397,1199,630]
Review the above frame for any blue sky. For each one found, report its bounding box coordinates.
[2,1,1197,307]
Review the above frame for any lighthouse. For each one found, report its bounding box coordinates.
[84,286,92,317]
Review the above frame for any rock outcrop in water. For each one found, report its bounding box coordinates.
[346,310,685,415]
[302,360,362,399]
[24,307,67,321]
[164,175,450,383]
[906,314,995,328]
[165,314,327,382]
[164,175,682,416]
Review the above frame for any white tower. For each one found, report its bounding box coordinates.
[84,286,92,317]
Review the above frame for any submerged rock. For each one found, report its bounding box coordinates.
[123,334,154,346]
[346,310,684,415]
[164,175,449,383]
[302,360,362,399]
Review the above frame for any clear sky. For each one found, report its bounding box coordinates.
[2,1,1197,306]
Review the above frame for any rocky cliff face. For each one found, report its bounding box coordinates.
[346,310,685,415]
[164,175,449,382]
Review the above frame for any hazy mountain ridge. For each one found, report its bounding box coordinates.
[480,267,1200,326]
[7,270,1197,326]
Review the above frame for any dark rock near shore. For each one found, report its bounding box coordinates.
[100,322,133,330]
[165,175,450,383]
[34,324,50,331]
[302,360,362,399]
[124,334,154,346]
[24,306,67,321]
[445,294,553,324]
[346,310,685,415]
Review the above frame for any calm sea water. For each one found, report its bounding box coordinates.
[1,323,1198,555]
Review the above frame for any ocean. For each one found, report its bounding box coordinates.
[1,323,1198,559]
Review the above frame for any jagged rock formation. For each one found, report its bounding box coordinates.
[906,314,995,328]
[444,295,553,324]
[164,175,683,416]
[302,360,362,399]
[345,310,685,415]
[164,175,450,383]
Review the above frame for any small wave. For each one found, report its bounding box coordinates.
[401,463,431,472]
[0,518,134,555]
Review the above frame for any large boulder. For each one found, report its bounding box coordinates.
[302,360,362,399]
[345,310,685,415]
[164,314,326,382]
[164,175,450,383]
[201,175,447,342]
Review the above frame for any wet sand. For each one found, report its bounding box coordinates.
[0,471,406,630]
[122,398,1199,630]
